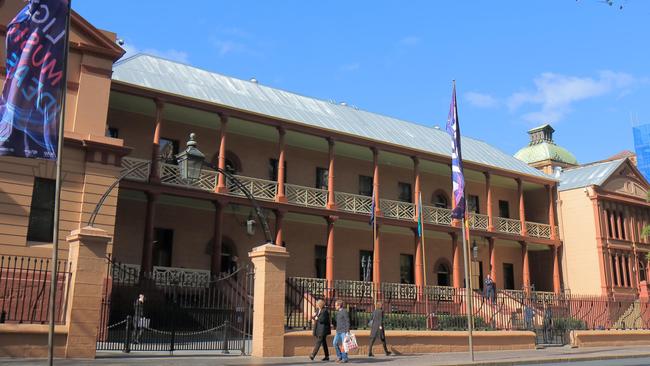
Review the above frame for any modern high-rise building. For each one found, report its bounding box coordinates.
[633,122,650,180]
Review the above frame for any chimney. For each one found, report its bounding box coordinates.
[528,124,555,145]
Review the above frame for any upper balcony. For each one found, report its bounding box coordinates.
[120,157,557,240]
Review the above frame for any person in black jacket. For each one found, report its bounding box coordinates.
[368,302,391,357]
[309,299,331,361]
[132,293,145,343]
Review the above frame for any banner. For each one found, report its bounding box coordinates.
[446,83,466,219]
[0,0,70,159]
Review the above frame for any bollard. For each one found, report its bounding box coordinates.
[124,315,132,353]
[223,320,230,354]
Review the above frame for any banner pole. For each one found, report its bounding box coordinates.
[48,1,72,364]
[461,213,475,362]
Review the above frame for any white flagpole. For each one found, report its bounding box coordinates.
[48,1,72,365]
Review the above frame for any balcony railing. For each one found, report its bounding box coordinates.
[111,263,211,287]
[380,199,415,220]
[120,157,557,240]
[286,184,328,208]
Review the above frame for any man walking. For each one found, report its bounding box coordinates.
[368,302,391,357]
[132,293,145,344]
[484,274,496,304]
[309,299,331,361]
[332,300,350,363]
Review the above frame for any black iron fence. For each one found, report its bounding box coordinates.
[97,259,254,354]
[286,277,650,344]
[0,255,71,324]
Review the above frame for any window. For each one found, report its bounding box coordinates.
[467,195,480,214]
[106,126,119,138]
[359,250,373,281]
[398,182,412,203]
[640,260,647,283]
[27,178,56,242]
[269,158,287,182]
[433,192,449,208]
[359,175,373,197]
[315,245,327,279]
[400,254,414,284]
[159,138,179,165]
[153,228,174,267]
[437,263,450,286]
[502,263,515,290]
[316,167,329,190]
[498,200,510,218]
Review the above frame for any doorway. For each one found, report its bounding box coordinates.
[503,263,515,290]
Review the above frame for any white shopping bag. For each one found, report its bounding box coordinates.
[343,332,358,352]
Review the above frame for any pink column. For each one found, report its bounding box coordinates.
[326,216,337,284]
[553,245,561,293]
[485,172,494,231]
[215,113,229,193]
[274,209,285,246]
[547,184,558,240]
[488,237,496,281]
[451,233,462,288]
[517,179,527,236]
[276,127,287,203]
[521,241,530,291]
[326,138,336,209]
[149,99,164,183]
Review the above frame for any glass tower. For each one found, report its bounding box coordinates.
[633,123,650,180]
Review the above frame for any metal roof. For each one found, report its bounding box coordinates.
[112,54,553,180]
[514,142,578,165]
[557,159,625,192]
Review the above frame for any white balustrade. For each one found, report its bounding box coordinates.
[421,205,452,226]
[121,157,151,182]
[468,213,489,230]
[526,222,552,239]
[159,163,219,191]
[112,262,141,283]
[152,266,211,287]
[332,279,374,298]
[286,184,328,208]
[289,277,327,297]
[495,217,522,235]
[228,175,278,201]
[380,199,415,221]
[335,192,373,214]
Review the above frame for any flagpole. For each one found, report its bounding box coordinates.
[420,192,428,288]
[48,1,72,365]
[372,190,377,304]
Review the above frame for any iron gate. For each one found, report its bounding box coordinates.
[96,260,254,354]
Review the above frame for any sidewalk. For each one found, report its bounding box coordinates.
[2,346,650,366]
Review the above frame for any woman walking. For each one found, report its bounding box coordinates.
[368,302,391,357]
[309,299,331,361]
[332,300,350,363]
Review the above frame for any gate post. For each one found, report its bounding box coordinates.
[65,226,112,358]
[249,243,290,357]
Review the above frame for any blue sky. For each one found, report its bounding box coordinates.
[75,0,650,164]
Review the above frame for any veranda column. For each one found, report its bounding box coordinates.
[149,99,164,183]
[485,172,494,231]
[326,138,337,209]
[210,201,224,276]
[276,127,287,202]
[614,253,622,287]
[488,237,496,281]
[517,178,527,236]
[372,148,381,284]
[141,191,158,274]
[413,157,424,288]
[275,209,285,246]
[622,255,630,287]
[451,233,462,288]
[552,245,561,293]
[547,184,557,240]
[326,216,337,285]
[215,113,229,193]
[608,204,617,239]
[521,241,530,290]
[616,205,623,240]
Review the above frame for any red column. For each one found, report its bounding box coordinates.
[326,216,337,284]
[211,201,224,276]
[141,192,158,274]
[553,245,561,293]
[616,206,623,240]
[373,225,381,284]
[521,241,530,290]
[276,127,287,202]
[149,99,164,183]
[215,113,229,193]
[274,210,284,246]
[485,172,494,231]
[372,148,381,284]
[451,233,462,288]
[414,228,423,289]
[326,138,336,209]
[488,237,496,281]
[614,254,622,287]
[547,184,557,240]
[517,179,527,236]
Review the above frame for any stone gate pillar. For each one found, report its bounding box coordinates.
[249,243,290,357]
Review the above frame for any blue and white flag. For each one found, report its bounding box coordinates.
[369,187,376,226]
[446,83,466,219]
[0,0,70,159]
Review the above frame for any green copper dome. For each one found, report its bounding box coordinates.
[514,124,578,165]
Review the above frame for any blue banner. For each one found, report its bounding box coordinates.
[446,83,466,219]
[0,0,70,160]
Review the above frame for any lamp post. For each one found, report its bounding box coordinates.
[176,133,205,183]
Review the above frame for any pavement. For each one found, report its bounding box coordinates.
[3,346,650,366]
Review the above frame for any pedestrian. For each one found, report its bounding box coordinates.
[132,293,145,344]
[368,302,391,357]
[484,274,496,303]
[309,299,331,361]
[524,304,534,330]
[543,304,553,342]
[332,300,350,363]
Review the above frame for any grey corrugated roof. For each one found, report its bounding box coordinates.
[557,159,625,192]
[111,54,553,180]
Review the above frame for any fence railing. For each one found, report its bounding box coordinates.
[495,217,522,235]
[121,157,151,182]
[380,199,415,220]
[228,175,278,201]
[285,277,650,334]
[526,222,553,239]
[468,213,489,230]
[286,184,328,208]
[0,255,71,324]
[335,192,372,214]
[421,205,453,226]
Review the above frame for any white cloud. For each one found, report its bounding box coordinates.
[507,71,637,123]
[119,42,189,63]
[465,91,499,108]
[399,36,420,46]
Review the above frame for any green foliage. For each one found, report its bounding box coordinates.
[553,317,587,331]
[437,315,491,331]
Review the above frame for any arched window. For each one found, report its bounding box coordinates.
[437,262,451,286]
[211,150,242,175]
[432,190,449,209]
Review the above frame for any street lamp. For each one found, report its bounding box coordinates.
[176,133,205,183]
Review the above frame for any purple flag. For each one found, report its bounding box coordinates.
[446,83,465,219]
[0,0,70,160]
